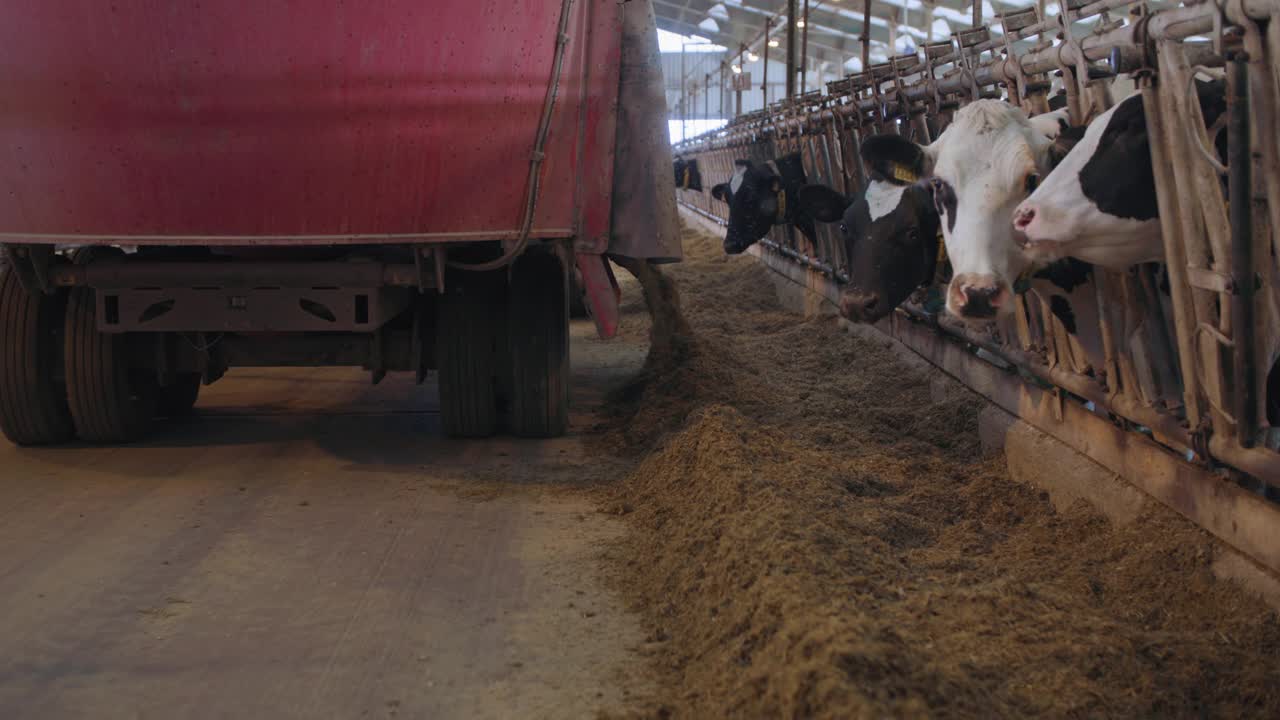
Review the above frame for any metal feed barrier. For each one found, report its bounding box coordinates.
[674,0,1280,575]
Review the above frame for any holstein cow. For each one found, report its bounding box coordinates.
[1013,82,1227,268]
[1012,83,1244,405]
[797,178,941,323]
[673,157,703,192]
[860,100,1078,324]
[710,153,817,255]
[801,110,1105,378]
[800,168,1105,377]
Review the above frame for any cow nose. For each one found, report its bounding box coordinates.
[950,275,1010,321]
[1013,205,1036,231]
[839,291,881,322]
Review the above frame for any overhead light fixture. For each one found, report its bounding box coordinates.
[731,64,742,73]
[797,20,806,28]
[747,51,759,61]
[768,39,779,47]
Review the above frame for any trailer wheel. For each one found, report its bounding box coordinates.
[507,252,569,438]
[436,272,499,438]
[158,373,202,418]
[0,265,76,446]
[64,286,158,443]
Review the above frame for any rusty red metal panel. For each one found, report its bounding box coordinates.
[577,254,620,340]
[572,0,624,256]
[0,1,615,244]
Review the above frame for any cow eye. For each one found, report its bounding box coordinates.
[839,223,848,235]
[1024,173,1040,193]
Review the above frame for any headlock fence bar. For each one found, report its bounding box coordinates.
[673,0,1280,571]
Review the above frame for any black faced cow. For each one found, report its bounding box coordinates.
[673,157,703,192]
[1013,82,1227,269]
[797,176,940,323]
[710,153,817,255]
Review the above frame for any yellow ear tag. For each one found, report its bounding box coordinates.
[892,163,919,183]
[682,167,692,189]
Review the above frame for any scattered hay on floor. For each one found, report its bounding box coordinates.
[602,220,1280,719]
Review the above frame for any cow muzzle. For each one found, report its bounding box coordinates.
[839,289,884,324]
[949,274,1011,323]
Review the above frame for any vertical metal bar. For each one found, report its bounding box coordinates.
[973,0,981,28]
[763,19,771,109]
[705,72,711,121]
[787,0,798,99]
[1228,51,1256,446]
[719,63,726,119]
[680,41,687,142]
[801,0,810,95]
[736,47,744,118]
[1142,76,1204,426]
[861,0,871,69]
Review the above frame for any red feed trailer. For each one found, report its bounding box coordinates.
[0,0,680,445]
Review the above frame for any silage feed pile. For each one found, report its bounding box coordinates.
[602,221,1280,719]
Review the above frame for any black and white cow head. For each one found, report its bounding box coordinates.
[798,174,940,324]
[860,101,1076,325]
[710,154,816,255]
[1013,82,1226,269]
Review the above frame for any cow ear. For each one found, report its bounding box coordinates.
[797,184,851,223]
[861,134,929,184]
[1047,124,1087,168]
[1029,108,1072,139]
[711,183,732,202]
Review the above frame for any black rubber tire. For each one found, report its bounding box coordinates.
[64,286,158,444]
[436,271,500,438]
[507,253,569,438]
[158,373,202,418]
[0,265,76,446]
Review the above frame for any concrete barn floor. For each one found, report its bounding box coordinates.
[0,319,651,720]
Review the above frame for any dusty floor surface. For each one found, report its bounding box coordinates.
[0,322,652,720]
[2,222,1278,720]
[602,221,1280,719]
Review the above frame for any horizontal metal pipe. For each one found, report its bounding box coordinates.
[676,1,1278,153]
[901,305,1197,451]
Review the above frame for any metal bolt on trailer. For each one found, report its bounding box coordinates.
[673,0,1280,575]
[0,0,682,445]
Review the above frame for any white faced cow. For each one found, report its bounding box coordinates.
[1013,82,1227,269]
[861,101,1074,324]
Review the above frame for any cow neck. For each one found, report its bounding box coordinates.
[765,160,788,224]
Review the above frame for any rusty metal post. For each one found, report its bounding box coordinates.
[801,0,810,95]
[1141,74,1204,427]
[680,40,687,141]
[1228,51,1256,446]
[973,0,982,28]
[705,72,711,121]
[736,46,745,118]
[719,63,726,119]
[787,0,798,99]
[763,19,771,109]
[861,0,871,69]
